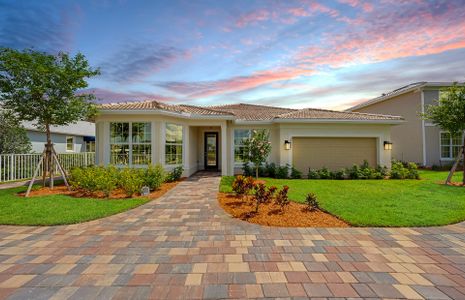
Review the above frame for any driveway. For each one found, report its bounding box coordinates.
[0,173,464,299]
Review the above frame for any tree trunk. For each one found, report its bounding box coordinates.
[255,166,259,179]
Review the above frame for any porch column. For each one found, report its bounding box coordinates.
[221,124,227,176]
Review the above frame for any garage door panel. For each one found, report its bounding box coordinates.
[292,137,377,172]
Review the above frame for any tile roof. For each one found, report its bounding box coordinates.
[276,108,403,120]
[209,103,296,120]
[98,101,402,122]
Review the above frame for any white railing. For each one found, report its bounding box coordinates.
[0,152,95,183]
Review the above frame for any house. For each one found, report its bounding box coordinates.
[348,82,462,167]
[95,101,403,176]
[22,121,96,153]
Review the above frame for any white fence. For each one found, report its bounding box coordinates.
[0,152,95,183]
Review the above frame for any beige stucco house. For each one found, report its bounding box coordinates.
[95,101,402,176]
[348,82,462,167]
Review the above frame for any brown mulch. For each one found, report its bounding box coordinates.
[218,193,349,227]
[18,180,182,200]
[446,182,465,187]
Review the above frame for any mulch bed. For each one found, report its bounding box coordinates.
[218,192,349,227]
[446,182,465,187]
[18,180,182,200]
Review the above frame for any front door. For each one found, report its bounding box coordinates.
[204,132,218,170]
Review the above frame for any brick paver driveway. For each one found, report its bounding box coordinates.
[1,173,465,299]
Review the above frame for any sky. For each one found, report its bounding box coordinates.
[1,0,465,110]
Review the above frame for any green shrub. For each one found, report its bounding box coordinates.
[290,166,302,179]
[305,193,319,211]
[69,166,98,193]
[308,169,320,179]
[142,164,165,191]
[276,165,289,179]
[94,166,118,197]
[118,168,144,197]
[333,169,347,180]
[406,162,420,179]
[274,185,290,212]
[318,167,332,179]
[390,161,409,179]
[242,162,254,177]
[166,166,183,182]
[265,162,277,178]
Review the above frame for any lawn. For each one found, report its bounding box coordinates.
[0,185,150,226]
[220,170,465,227]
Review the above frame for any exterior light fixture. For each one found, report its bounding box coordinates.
[384,141,392,150]
[284,140,291,150]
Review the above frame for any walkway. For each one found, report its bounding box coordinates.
[0,173,464,299]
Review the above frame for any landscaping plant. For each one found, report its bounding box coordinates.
[274,185,290,213]
[265,162,277,178]
[118,168,144,197]
[242,129,272,178]
[290,166,302,179]
[232,175,248,201]
[253,183,273,212]
[142,164,165,190]
[166,166,183,182]
[276,165,289,179]
[94,166,118,197]
[305,193,319,212]
[242,162,254,177]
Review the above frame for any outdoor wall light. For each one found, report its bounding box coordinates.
[284,140,291,150]
[384,141,393,150]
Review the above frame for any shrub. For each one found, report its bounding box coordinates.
[406,162,420,179]
[390,161,409,179]
[166,166,183,182]
[318,167,332,179]
[69,166,98,193]
[242,162,254,177]
[290,166,302,179]
[232,175,249,200]
[274,185,290,212]
[333,169,347,180]
[308,169,320,179]
[94,166,118,197]
[265,162,277,178]
[305,193,319,211]
[118,168,144,197]
[142,164,165,191]
[253,183,272,212]
[276,165,289,179]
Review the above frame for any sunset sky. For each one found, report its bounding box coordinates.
[1,0,465,109]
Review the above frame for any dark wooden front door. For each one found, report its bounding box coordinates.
[204,132,218,170]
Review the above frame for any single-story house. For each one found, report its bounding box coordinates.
[95,101,403,176]
[348,82,463,167]
[22,121,96,153]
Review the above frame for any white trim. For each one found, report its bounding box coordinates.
[421,91,427,166]
[65,136,75,152]
[163,122,184,167]
[439,130,464,161]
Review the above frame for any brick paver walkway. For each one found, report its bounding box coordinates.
[1,173,465,299]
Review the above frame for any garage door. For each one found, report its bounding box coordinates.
[292,137,377,172]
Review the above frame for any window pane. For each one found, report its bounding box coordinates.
[132,144,151,165]
[110,144,129,165]
[166,123,183,143]
[234,146,247,163]
[66,137,73,151]
[452,134,462,146]
[440,132,451,146]
[234,129,250,145]
[132,122,151,143]
[441,146,451,159]
[110,123,129,143]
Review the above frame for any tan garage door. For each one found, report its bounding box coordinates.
[292,137,377,172]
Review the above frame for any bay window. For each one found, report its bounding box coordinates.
[110,122,151,165]
[165,123,183,165]
[440,132,463,160]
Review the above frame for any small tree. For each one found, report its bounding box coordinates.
[243,129,272,178]
[0,110,31,154]
[421,83,465,184]
[0,48,99,190]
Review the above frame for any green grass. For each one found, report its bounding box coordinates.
[220,170,465,227]
[0,186,150,226]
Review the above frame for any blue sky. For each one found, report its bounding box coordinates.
[1,0,465,109]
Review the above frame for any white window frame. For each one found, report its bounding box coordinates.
[109,122,152,167]
[234,129,252,164]
[164,123,184,166]
[439,131,464,161]
[66,136,74,152]
[86,141,95,152]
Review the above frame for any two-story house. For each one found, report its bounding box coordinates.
[348,82,462,167]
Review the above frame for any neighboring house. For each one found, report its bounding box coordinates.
[22,121,96,153]
[348,82,462,167]
[95,101,402,176]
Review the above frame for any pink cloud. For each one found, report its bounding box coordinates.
[288,7,310,17]
[236,9,270,27]
[158,68,313,98]
[309,2,339,17]
[81,88,178,103]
